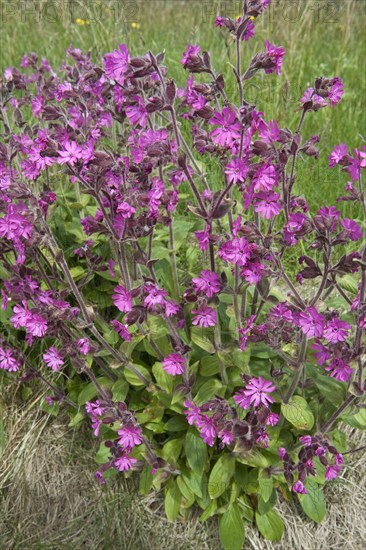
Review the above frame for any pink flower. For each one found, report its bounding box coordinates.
[112,285,132,312]
[143,283,168,311]
[312,341,331,365]
[254,190,281,219]
[180,44,201,66]
[192,270,221,297]
[191,306,217,328]
[162,353,186,376]
[252,162,278,191]
[325,358,353,382]
[114,455,137,471]
[197,415,216,446]
[325,464,342,480]
[329,143,348,167]
[111,320,132,342]
[264,40,286,76]
[104,44,130,83]
[233,390,252,409]
[195,228,210,251]
[323,318,350,344]
[118,425,143,449]
[42,346,64,371]
[0,346,20,372]
[117,201,136,218]
[299,435,312,446]
[77,338,91,355]
[348,147,366,181]
[10,301,30,328]
[224,157,249,184]
[340,218,362,241]
[278,448,287,460]
[25,313,48,337]
[85,400,105,416]
[218,236,251,266]
[328,77,344,107]
[126,96,147,128]
[241,18,255,41]
[266,413,279,426]
[209,107,241,147]
[243,376,275,408]
[298,307,325,339]
[57,141,83,166]
[292,481,307,494]
[183,400,201,425]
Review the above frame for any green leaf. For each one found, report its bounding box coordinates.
[69,266,86,280]
[255,510,284,541]
[258,469,273,502]
[219,504,245,550]
[139,468,153,496]
[124,364,151,387]
[68,411,85,427]
[164,480,182,521]
[200,356,220,377]
[152,362,174,394]
[257,489,276,516]
[338,274,358,295]
[161,438,183,462]
[298,480,326,523]
[194,379,224,406]
[184,429,208,475]
[200,499,218,522]
[191,328,216,353]
[282,396,314,430]
[111,379,129,402]
[208,454,236,499]
[164,416,187,432]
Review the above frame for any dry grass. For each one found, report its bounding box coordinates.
[1,386,365,550]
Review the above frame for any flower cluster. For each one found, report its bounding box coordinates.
[280,434,344,494]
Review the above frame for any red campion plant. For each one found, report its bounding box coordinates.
[0,0,365,546]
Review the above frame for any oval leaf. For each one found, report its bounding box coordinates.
[219,504,245,550]
[282,396,314,430]
[208,454,235,499]
[255,510,284,541]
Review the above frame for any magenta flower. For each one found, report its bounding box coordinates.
[25,313,48,337]
[242,376,275,408]
[254,190,281,219]
[10,301,30,328]
[126,96,148,128]
[347,147,366,180]
[301,88,327,110]
[0,346,20,372]
[340,218,362,241]
[209,107,241,147]
[111,320,132,341]
[162,353,186,376]
[85,400,105,416]
[233,389,252,410]
[218,236,251,266]
[104,44,130,84]
[114,455,137,472]
[252,162,278,192]
[112,285,132,312]
[57,141,83,166]
[218,429,234,446]
[192,270,221,298]
[238,314,256,351]
[224,157,249,184]
[42,346,64,371]
[278,447,287,460]
[298,307,325,339]
[264,40,286,75]
[194,228,210,251]
[292,481,307,494]
[323,318,350,344]
[299,435,312,446]
[180,44,201,66]
[191,306,217,328]
[197,415,216,446]
[77,338,91,355]
[325,464,342,480]
[328,143,348,167]
[266,412,279,426]
[117,201,136,218]
[117,425,143,449]
[328,77,344,107]
[241,18,255,41]
[311,341,332,365]
[143,283,168,311]
[325,359,353,382]
[183,400,201,425]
